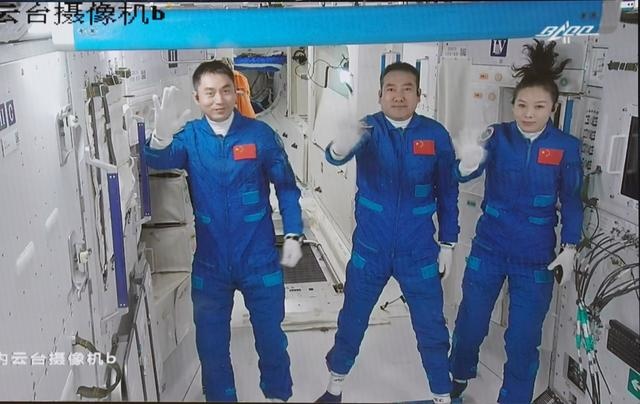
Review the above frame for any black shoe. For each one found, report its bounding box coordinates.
[315,391,342,403]
[451,380,468,399]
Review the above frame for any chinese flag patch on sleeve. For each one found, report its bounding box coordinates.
[233,143,257,160]
[537,148,564,165]
[413,139,436,155]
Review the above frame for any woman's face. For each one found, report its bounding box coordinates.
[512,85,555,133]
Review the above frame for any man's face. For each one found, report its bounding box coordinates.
[512,85,555,133]
[194,72,237,122]
[379,70,421,121]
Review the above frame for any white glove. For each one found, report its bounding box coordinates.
[280,237,303,268]
[331,120,371,157]
[547,245,576,285]
[458,143,487,176]
[456,127,493,176]
[151,86,191,149]
[431,394,452,404]
[330,93,371,157]
[438,242,455,281]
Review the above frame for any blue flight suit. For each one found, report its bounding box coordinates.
[145,112,303,402]
[324,111,460,395]
[450,121,583,403]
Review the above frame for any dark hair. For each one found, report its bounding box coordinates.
[511,39,570,104]
[379,62,420,89]
[192,60,235,90]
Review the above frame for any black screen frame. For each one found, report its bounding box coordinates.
[620,115,639,201]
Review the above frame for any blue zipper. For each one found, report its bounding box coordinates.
[525,138,533,168]
[220,133,231,271]
[392,127,405,259]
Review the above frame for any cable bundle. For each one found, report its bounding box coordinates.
[572,214,639,404]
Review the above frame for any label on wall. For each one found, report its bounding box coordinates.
[6,100,15,126]
[629,368,640,400]
[490,39,508,57]
[0,103,6,130]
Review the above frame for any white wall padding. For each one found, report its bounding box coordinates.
[173,276,194,347]
[142,224,195,273]
[436,56,472,144]
[148,173,194,225]
[148,272,190,368]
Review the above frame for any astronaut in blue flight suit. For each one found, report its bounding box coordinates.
[316,62,460,404]
[145,61,303,402]
[449,41,583,404]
